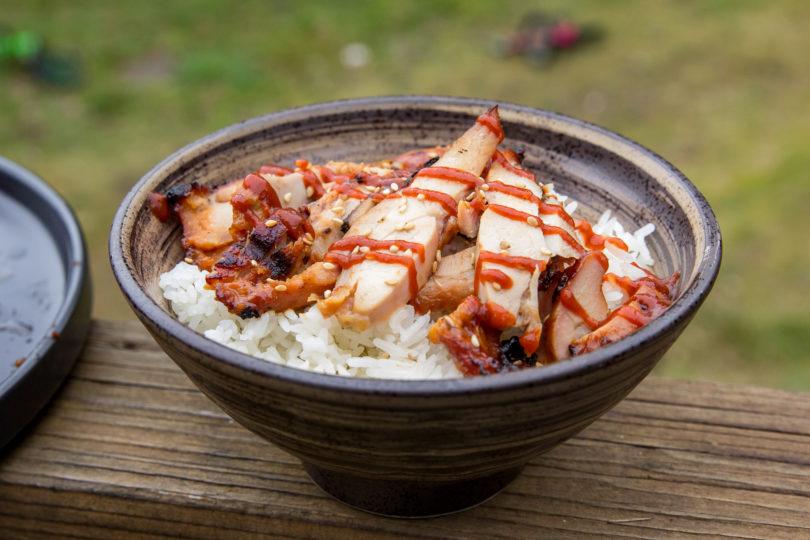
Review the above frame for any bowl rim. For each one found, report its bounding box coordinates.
[110,95,721,397]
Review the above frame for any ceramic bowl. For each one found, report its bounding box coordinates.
[110,96,721,517]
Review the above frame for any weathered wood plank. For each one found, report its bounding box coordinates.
[1,320,808,539]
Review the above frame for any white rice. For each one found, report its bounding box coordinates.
[159,207,657,379]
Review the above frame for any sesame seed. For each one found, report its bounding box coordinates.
[340,194,349,200]
[184,257,194,264]
[331,217,344,226]
[305,232,313,241]
[324,289,332,298]
[390,183,399,191]
[274,284,287,292]
[471,335,480,348]
[527,216,539,227]
[428,151,439,158]
[283,192,292,203]
[404,248,413,257]
[333,206,344,216]
[540,247,552,256]
[307,293,319,303]
[250,259,258,266]
[384,279,398,286]
[390,245,400,253]
[436,250,442,261]
[466,192,475,201]
[500,240,511,250]
[404,222,415,231]
[351,245,360,254]
[302,238,313,246]
[416,193,426,201]
[382,188,391,195]
[306,186,315,197]
[492,282,502,291]
[432,261,438,272]
[265,219,277,227]
[359,246,370,253]
[500,250,509,256]
[480,184,490,191]
[323,261,336,270]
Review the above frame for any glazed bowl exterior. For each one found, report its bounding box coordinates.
[110,96,721,517]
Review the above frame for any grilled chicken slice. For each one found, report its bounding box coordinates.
[413,246,477,313]
[570,274,677,355]
[318,106,504,330]
[542,251,610,362]
[475,152,585,354]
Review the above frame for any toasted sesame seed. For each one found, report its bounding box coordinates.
[324,289,332,298]
[331,217,344,226]
[306,186,315,197]
[404,248,413,257]
[184,257,194,264]
[466,192,476,201]
[359,246,370,253]
[432,261,438,272]
[390,183,399,192]
[382,188,391,195]
[428,151,439,158]
[436,250,442,261]
[351,245,360,254]
[480,184,490,191]
[265,219,277,227]
[471,335,480,348]
[492,282,502,291]
[404,222,415,231]
[323,261,336,270]
[274,284,287,292]
[416,193,426,201]
[283,192,292,203]
[333,206,344,215]
[500,240,511,250]
[302,238,313,246]
[305,232,313,241]
[384,279,398,286]
[250,259,258,266]
[540,247,552,256]
[527,216,539,227]
[307,293,319,303]
[390,245,400,253]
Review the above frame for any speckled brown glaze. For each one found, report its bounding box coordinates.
[110,96,721,517]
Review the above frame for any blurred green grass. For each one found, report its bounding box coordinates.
[2,1,808,389]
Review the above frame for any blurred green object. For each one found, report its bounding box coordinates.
[0,27,80,86]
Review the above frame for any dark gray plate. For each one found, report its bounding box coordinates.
[0,157,92,450]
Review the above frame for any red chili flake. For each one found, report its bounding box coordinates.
[15,358,25,367]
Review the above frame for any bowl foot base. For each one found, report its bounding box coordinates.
[302,463,523,518]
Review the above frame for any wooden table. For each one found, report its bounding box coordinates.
[1,320,808,539]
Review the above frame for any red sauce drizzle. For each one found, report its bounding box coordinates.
[492,151,534,179]
[243,173,281,208]
[392,187,458,215]
[325,237,426,298]
[334,182,376,200]
[147,192,170,222]
[415,166,482,189]
[258,164,294,176]
[574,219,629,251]
[559,288,602,330]
[519,328,542,356]
[485,181,577,230]
[487,204,585,255]
[474,250,547,295]
[478,268,513,290]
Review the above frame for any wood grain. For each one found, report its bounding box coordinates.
[1,320,808,539]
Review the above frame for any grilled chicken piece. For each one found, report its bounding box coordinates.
[318,106,505,330]
[428,295,505,375]
[475,152,585,354]
[413,246,476,313]
[542,251,610,362]
[570,274,677,355]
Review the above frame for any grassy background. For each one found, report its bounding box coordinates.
[2,1,808,389]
